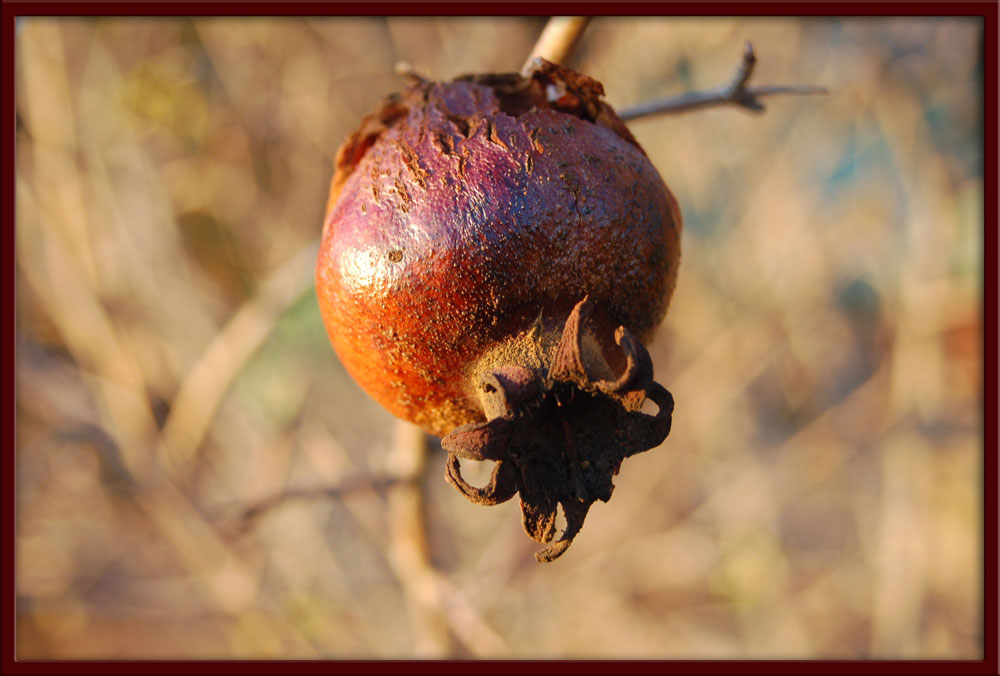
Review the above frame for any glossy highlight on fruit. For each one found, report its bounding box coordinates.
[317,59,681,561]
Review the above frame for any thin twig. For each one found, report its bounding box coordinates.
[618,41,827,121]
[521,16,592,75]
[219,474,403,537]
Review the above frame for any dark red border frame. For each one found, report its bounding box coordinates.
[2,3,996,675]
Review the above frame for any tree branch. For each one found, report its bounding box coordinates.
[618,41,827,121]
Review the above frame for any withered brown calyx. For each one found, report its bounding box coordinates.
[441,297,674,562]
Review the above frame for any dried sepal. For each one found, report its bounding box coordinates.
[596,326,653,397]
[444,455,518,506]
[548,296,591,387]
[440,297,675,562]
[440,418,511,461]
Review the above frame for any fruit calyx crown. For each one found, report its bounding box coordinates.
[441,297,674,562]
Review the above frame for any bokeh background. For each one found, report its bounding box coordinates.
[14,16,984,659]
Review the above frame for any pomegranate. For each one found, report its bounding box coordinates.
[317,59,680,561]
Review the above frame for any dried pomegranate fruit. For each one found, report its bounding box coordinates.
[317,59,681,561]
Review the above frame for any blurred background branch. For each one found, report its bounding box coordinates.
[159,241,318,481]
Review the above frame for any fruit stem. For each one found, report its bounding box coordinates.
[521,16,592,75]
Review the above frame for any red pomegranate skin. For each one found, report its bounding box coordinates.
[317,67,682,437]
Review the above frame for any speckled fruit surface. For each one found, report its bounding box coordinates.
[316,61,682,437]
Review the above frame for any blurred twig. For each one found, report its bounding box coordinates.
[16,22,334,652]
[624,357,896,561]
[159,240,319,480]
[386,422,451,656]
[221,474,403,538]
[619,41,827,121]
[521,16,591,74]
[228,422,510,656]
[18,153,322,656]
[387,422,509,657]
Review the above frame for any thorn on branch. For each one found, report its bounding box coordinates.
[730,41,757,91]
[618,40,827,121]
[723,41,765,111]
